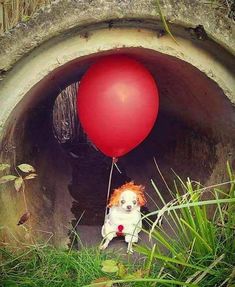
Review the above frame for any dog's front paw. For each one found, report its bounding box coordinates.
[99,244,106,251]
[99,241,109,251]
[127,247,133,254]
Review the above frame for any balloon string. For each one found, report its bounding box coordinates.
[104,158,115,221]
[114,162,122,174]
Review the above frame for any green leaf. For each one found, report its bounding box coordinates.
[0,175,17,184]
[122,274,136,280]
[14,177,23,192]
[24,173,37,180]
[101,265,119,273]
[102,260,117,267]
[101,260,118,273]
[0,163,10,171]
[117,263,126,278]
[123,270,144,279]
[17,164,35,173]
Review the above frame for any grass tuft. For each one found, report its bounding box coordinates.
[136,162,235,286]
[0,245,118,287]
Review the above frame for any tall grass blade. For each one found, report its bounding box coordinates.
[180,218,213,253]
[83,277,198,287]
[143,197,235,222]
[135,245,215,274]
[145,243,156,275]
[192,254,225,284]
[155,0,178,44]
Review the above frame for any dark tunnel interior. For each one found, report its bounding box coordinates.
[3,48,234,239]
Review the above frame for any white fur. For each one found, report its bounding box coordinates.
[100,190,142,253]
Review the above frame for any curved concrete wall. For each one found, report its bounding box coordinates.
[0,0,234,247]
[0,0,234,73]
[0,26,234,136]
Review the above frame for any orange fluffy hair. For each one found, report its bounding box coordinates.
[108,181,146,207]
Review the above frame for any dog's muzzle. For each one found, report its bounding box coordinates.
[126,205,132,212]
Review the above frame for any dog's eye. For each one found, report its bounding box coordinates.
[121,200,125,204]
[133,200,137,205]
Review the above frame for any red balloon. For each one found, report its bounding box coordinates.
[77,55,159,158]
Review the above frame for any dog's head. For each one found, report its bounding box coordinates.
[108,182,146,213]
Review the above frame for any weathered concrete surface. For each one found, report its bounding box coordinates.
[0,0,234,73]
[0,27,235,137]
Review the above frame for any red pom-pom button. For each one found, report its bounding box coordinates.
[118,225,124,232]
[116,225,124,236]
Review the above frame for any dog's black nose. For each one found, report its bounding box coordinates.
[127,205,132,210]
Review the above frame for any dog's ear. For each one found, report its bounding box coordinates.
[108,190,120,207]
[137,189,147,206]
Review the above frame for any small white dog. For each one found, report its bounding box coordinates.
[100,182,146,253]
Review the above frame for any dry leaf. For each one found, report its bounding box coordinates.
[17,211,30,226]
[25,173,37,180]
[24,233,31,240]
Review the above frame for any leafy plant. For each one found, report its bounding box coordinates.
[0,162,37,226]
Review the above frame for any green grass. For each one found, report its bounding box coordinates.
[135,161,235,286]
[0,246,114,287]
[0,245,202,287]
[0,245,181,287]
[0,162,235,286]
